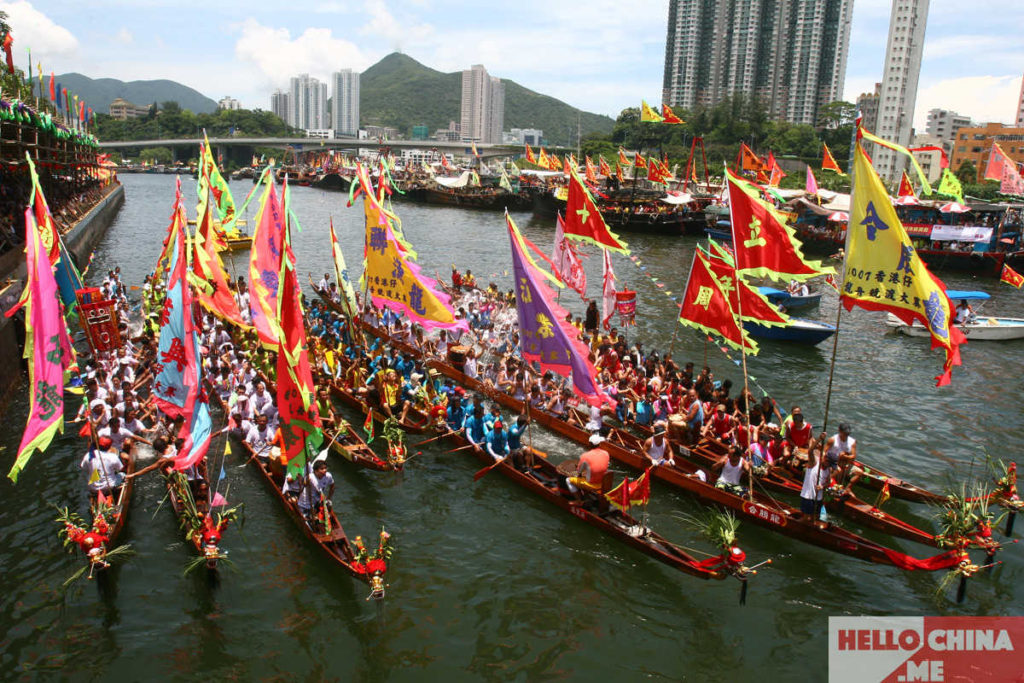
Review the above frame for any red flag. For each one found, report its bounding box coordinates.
[615,163,624,183]
[563,169,629,253]
[678,251,757,353]
[739,143,765,172]
[2,34,13,75]
[562,155,571,175]
[48,72,55,101]
[601,248,616,330]
[627,468,651,506]
[193,198,247,327]
[755,169,770,184]
[618,147,629,166]
[647,157,667,184]
[897,171,916,198]
[1000,263,1024,289]
[585,156,598,184]
[726,168,832,281]
[525,144,536,164]
[822,143,845,175]
[551,214,587,298]
[598,156,611,176]
[703,245,790,327]
[662,104,684,125]
[633,154,647,170]
[605,477,632,511]
[984,143,1011,181]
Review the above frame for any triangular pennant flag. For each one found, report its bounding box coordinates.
[822,143,846,175]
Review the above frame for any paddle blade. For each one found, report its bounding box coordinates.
[473,461,500,481]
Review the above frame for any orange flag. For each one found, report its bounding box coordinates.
[897,171,916,198]
[525,144,537,164]
[538,147,551,168]
[739,143,765,172]
[633,154,647,170]
[563,155,572,175]
[662,104,684,125]
[647,159,666,184]
[618,147,630,166]
[585,156,598,184]
[598,156,611,176]
[822,143,846,175]
[615,163,624,183]
[1000,264,1024,288]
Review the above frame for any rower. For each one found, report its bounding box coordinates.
[565,435,610,502]
[682,389,704,444]
[485,420,510,462]
[748,431,773,471]
[244,414,275,461]
[80,436,127,500]
[702,403,734,445]
[781,406,813,462]
[643,423,675,467]
[712,445,749,496]
[316,387,336,428]
[463,404,489,453]
[823,422,861,497]
[298,460,335,530]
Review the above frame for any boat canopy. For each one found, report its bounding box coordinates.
[660,193,693,205]
[434,171,472,188]
[945,290,990,301]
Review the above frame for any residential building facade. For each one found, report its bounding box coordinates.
[331,70,360,137]
[950,122,1024,183]
[270,90,289,123]
[873,0,930,184]
[925,108,971,155]
[217,96,241,111]
[661,0,854,125]
[856,83,881,132]
[288,74,328,131]
[910,133,943,184]
[1016,74,1024,127]
[108,98,150,120]
[460,65,504,144]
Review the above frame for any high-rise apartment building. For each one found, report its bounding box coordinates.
[331,70,360,137]
[460,65,504,144]
[661,0,854,125]
[873,0,929,184]
[924,109,971,155]
[271,90,289,123]
[288,74,328,131]
[856,83,881,132]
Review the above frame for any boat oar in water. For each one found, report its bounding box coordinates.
[473,456,509,481]
[415,427,463,447]
[315,427,346,463]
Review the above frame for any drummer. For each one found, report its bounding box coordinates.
[564,435,610,502]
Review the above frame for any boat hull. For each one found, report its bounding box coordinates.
[743,318,836,344]
[887,314,1024,340]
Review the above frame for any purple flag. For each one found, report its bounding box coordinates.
[506,214,611,408]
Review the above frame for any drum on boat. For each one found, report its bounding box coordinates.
[667,415,688,442]
[447,345,470,373]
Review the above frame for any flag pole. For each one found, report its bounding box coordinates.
[668,252,697,357]
[725,171,754,501]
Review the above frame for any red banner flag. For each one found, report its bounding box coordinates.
[1000,263,1024,288]
[525,144,536,164]
[618,147,630,166]
[598,155,611,177]
[703,244,790,327]
[601,248,616,330]
[822,143,845,175]
[248,175,286,347]
[48,72,55,101]
[678,251,757,353]
[193,197,247,328]
[662,104,684,125]
[633,154,647,170]
[726,168,833,282]
[551,214,586,298]
[562,155,572,175]
[897,171,916,198]
[585,156,598,184]
[563,169,629,253]
[2,33,13,75]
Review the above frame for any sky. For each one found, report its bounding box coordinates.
[4,0,1022,130]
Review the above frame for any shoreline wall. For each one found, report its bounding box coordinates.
[0,184,126,407]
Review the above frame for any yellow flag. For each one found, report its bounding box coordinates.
[88,467,100,484]
[640,100,663,123]
[844,139,964,386]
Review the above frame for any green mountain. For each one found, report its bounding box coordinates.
[53,73,218,115]
[360,53,614,146]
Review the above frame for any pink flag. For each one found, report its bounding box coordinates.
[211,491,228,507]
[248,175,285,348]
[551,214,587,298]
[601,248,617,330]
[5,205,75,482]
[805,165,819,195]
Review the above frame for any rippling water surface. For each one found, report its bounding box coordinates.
[1,174,1021,680]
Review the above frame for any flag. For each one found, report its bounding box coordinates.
[805,165,819,195]
[601,248,617,330]
[824,273,840,293]
[585,156,598,184]
[633,154,647,170]
[153,191,192,419]
[329,218,360,317]
[860,127,933,195]
[363,411,375,443]
[562,155,572,175]
[844,138,965,386]
[4,199,74,482]
[935,167,964,204]
[552,214,586,298]
[48,72,55,101]
[647,157,668,184]
[198,134,238,231]
[538,147,551,169]
[598,156,611,176]
[678,251,757,353]
[2,33,13,75]
[618,147,630,166]
[615,163,624,183]
[507,213,611,408]
[192,189,247,327]
[275,209,323,474]
[874,479,891,509]
[605,477,632,511]
[548,152,563,172]
[1000,263,1024,288]
[358,164,467,332]
[822,143,846,175]
[628,468,651,506]
[640,100,663,122]
[211,492,228,507]
[499,167,513,192]
[739,143,765,172]
[702,241,790,328]
[662,103,684,124]
[984,143,1024,195]
[525,144,536,164]
[471,141,480,158]
[726,168,833,282]
[248,172,286,347]
[563,168,629,253]
[897,171,916,198]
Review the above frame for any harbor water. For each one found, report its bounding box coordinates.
[1,174,1021,680]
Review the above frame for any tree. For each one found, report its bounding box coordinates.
[816,101,856,130]
[955,160,977,186]
[140,147,173,164]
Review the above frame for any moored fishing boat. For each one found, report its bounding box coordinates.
[757,286,822,311]
[742,317,837,345]
[885,290,1024,341]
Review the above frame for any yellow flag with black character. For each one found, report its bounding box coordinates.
[842,140,965,386]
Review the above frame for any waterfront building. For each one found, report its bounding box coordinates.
[910,133,944,184]
[925,108,971,156]
[271,90,289,123]
[460,65,504,144]
[218,96,241,111]
[873,0,930,184]
[435,120,461,143]
[856,83,881,132]
[950,122,1024,182]
[660,0,853,126]
[289,74,328,131]
[331,70,360,137]
[108,98,150,120]
[504,128,543,146]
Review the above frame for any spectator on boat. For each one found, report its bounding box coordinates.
[485,420,510,461]
[317,273,331,292]
[954,300,976,325]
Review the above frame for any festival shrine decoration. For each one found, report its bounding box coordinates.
[77,288,120,353]
[843,136,965,386]
[352,529,394,598]
[677,251,758,354]
[507,213,611,408]
[614,290,637,327]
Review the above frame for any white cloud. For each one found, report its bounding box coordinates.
[914,75,1021,128]
[114,28,133,45]
[233,19,376,89]
[358,0,433,51]
[0,1,78,60]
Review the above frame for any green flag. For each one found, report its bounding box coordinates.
[936,168,964,204]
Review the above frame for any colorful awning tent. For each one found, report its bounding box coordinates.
[827,211,849,222]
[939,201,971,213]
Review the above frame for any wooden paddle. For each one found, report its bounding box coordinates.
[473,455,509,481]
[415,427,462,446]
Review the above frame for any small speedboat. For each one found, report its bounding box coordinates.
[704,220,732,242]
[885,290,1024,341]
[743,318,836,344]
[757,286,822,311]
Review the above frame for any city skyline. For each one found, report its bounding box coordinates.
[8,0,1022,130]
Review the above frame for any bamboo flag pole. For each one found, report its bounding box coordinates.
[725,169,754,502]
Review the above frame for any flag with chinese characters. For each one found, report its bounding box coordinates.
[640,100,663,122]
[153,196,192,418]
[329,218,360,317]
[702,241,791,328]
[678,251,757,353]
[822,143,846,175]
[1000,263,1024,288]
[275,211,323,473]
[936,168,964,204]
[5,205,74,482]
[726,168,833,282]
[601,248,617,330]
[563,168,630,253]
[193,185,247,328]
[984,143,1024,195]
[359,165,466,332]
[507,213,610,407]
[551,214,586,298]
[844,139,965,386]
[248,172,286,347]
